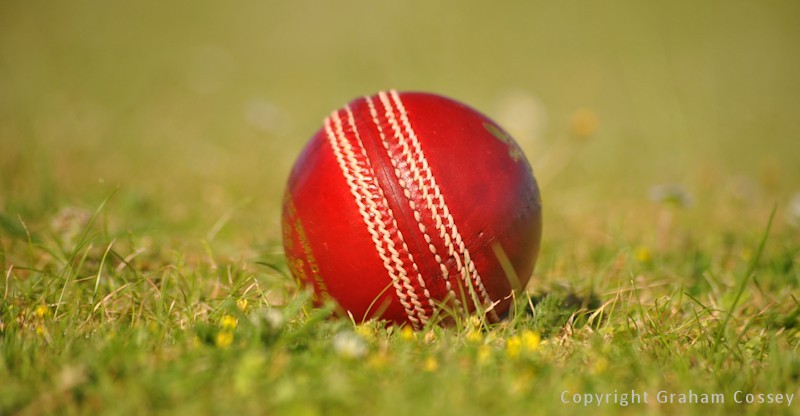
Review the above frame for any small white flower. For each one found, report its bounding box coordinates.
[492,90,547,152]
[50,207,91,247]
[787,193,800,229]
[332,331,367,359]
[263,309,284,330]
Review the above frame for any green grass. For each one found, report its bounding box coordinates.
[2,1,799,415]
[1,203,797,416]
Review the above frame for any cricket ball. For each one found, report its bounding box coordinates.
[281,90,542,329]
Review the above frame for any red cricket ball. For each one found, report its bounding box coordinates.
[281,90,542,329]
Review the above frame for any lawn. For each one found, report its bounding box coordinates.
[1,1,799,415]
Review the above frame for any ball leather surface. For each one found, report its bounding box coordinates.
[281,91,542,328]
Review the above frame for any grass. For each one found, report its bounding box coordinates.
[1,1,799,415]
[1,202,797,415]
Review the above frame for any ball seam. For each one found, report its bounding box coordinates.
[325,108,428,328]
[365,94,460,312]
[384,90,500,322]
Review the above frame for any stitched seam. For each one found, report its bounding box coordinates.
[383,90,497,319]
[377,92,470,298]
[365,95,459,310]
[324,110,423,328]
[340,106,431,325]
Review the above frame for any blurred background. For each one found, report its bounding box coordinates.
[1,0,798,252]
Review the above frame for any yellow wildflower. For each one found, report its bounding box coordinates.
[355,324,375,341]
[35,305,50,318]
[220,315,238,330]
[236,299,249,312]
[466,330,483,344]
[477,345,492,365]
[521,330,541,353]
[569,109,599,140]
[423,357,439,372]
[216,331,234,348]
[400,325,415,341]
[506,335,522,359]
[635,246,652,263]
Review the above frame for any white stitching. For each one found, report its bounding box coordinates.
[324,111,424,328]
[340,106,432,324]
[384,90,498,321]
[365,95,459,309]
